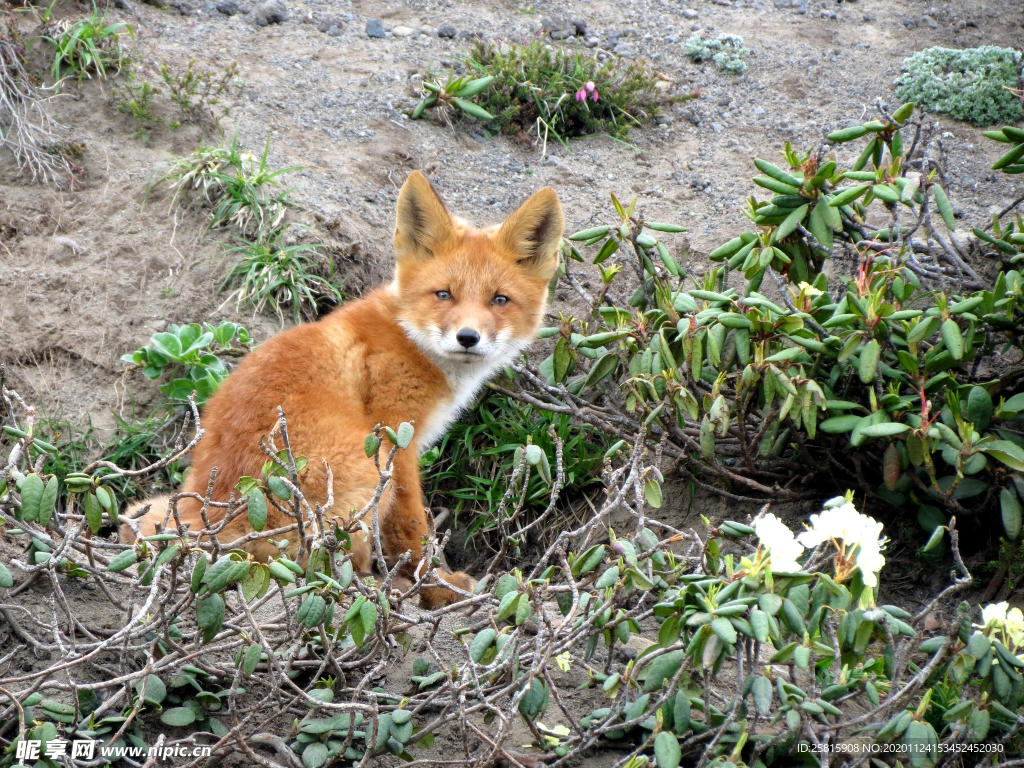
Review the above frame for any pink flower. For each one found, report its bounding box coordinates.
[584,81,599,102]
[590,89,599,102]
[575,87,587,102]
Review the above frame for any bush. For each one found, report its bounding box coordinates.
[148,131,297,237]
[424,393,606,546]
[511,103,1024,551]
[121,321,252,406]
[683,33,751,75]
[895,46,1023,126]
[220,227,345,323]
[435,40,679,144]
[43,7,133,82]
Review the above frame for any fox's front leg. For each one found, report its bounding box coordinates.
[382,457,475,608]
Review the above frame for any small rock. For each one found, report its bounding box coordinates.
[112,0,130,8]
[201,1,216,11]
[863,13,874,21]
[169,1,192,14]
[316,15,343,31]
[392,25,415,37]
[457,29,482,39]
[542,16,577,40]
[711,0,731,6]
[612,41,635,57]
[921,14,938,28]
[682,8,698,18]
[437,22,457,38]
[570,18,587,35]
[365,18,386,38]
[583,35,600,47]
[902,17,917,29]
[711,123,724,133]
[216,0,238,14]
[253,0,288,25]
[326,24,340,36]
[752,106,765,115]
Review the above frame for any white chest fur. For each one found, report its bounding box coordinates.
[415,360,503,449]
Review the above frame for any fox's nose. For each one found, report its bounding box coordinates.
[456,328,480,349]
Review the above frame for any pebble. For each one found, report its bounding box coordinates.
[612,41,635,57]
[326,25,340,36]
[711,123,724,133]
[752,106,765,115]
[216,0,238,14]
[201,1,215,11]
[253,0,288,25]
[437,22,457,38]
[365,19,386,38]
[682,8,698,18]
[317,15,343,32]
[922,14,938,28]
[392,25,415,37]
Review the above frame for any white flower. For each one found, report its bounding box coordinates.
[753,513,805,573]
[1006,607,1024,650]
[976,602,1010,630]
[797,500,887,587]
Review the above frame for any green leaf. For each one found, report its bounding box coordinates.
[940,319,963,361]
[84,491,103,533]
[364,433,381,458]
[858,340,881,383]
[302,742,329,768]
[0,561,14,589]
[451,97,493,120]
[136,675,166,706]
[966,386,993,430]
[267,476,291,500]
[247,491,268,532]
[983,440,1024,472]
[644,479,663,509]
[242,643,261,676]
[18,473,44,523]
[860,422,911,438]
[933,184,956,230]
[654,732,682,768]
[196,593,226,643]
[160,707,197,727]
[1001,487,1022,539]
[396,422,415,450]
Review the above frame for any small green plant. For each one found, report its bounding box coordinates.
[44,6,133,82]
[121,321,252,405]
[159,58,240,125]
[411,73,495,121]
[682,33,751,75]
[221,227,345,323]
[895,46,1022,126]
[424,394,605,543]
[150,131,297,237]
[449,39,679,145]
[115,73,160,124]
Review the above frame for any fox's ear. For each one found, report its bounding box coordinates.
[395,171,455,259]
[498,187,564,277]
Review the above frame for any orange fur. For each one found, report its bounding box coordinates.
[122,171,564,608]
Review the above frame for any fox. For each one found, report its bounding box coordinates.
[121,170,565,608]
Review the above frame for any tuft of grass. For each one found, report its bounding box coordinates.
[159,58,241,125]
[221,226,345,323]
[460,39,675,145]
[895,46,1022,126]
[424,394,606,543]
[682,34,750,75]
[149,131,296,237]
[44,6,133,82]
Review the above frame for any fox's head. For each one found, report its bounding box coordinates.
[392,170,564,372]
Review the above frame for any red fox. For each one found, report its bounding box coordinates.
[121,171,564,607]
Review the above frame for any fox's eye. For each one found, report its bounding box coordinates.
[435,290,453,301]
[492,295,509,306]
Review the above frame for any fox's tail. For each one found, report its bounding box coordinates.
[120,495,172,544]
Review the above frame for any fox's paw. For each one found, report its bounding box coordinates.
[419,570,476,609]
